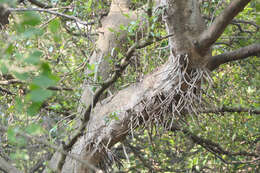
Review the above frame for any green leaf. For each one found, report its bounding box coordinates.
[48,19,61,33]
[41,62,52,74]
[13,72,29,80]
[49,103,62,110]
[15,97,23,113]
[7,127,16,144]
[27,102,42,116]
[256,15,260,25]
[32,74,57,88]
[0,63,8,74]
[21,27,44,38]
[27,88,53,102]
[87,63,95,71]
[21,12,41,26]
[24,50,42,65]
[5,44,15,55]
[25,123,42,135]
[86,0,93,12]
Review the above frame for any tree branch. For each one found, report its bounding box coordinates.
[0,79,24,85]
[29,153,53,173]
[197,0,252,54]
[207,43,260,70]
[65,34,173,150]
[203,16,260,31]
[0,78,73,90]
[0,86,14,95]
[8,8,95,26]
[47,86,73,91]
[55,34,173,171]
[0,156,22,173]
[202,105,260,114]
[171,126,259,165]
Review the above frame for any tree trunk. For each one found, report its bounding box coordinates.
[45,0,239,172]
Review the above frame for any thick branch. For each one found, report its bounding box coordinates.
[63,34,172,153]
[0,156,22,173]
[197,0,251,54]
[207,43,260,70]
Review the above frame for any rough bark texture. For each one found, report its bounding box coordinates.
[45,0,254,172]
[78,0,137,114]
[51,0,206,172]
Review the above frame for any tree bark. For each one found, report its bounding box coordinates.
[45,0,255,172]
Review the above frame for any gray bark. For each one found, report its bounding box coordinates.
[45,0,254,172]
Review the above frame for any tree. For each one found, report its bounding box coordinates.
[0,0,259,172]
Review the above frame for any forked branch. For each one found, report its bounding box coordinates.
[207,43,260,70]
[197,0,252,54]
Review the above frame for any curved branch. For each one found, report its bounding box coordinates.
[196,0,252,54]
[207,43,260,70]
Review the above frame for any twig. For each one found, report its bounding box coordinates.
[170,126,259,165]
[47,86,73,91]
[203,16,260,31]
[8,8,95,26]
[123,142,155,172]
[29,153,53,173]
[0,79,73,91]
[202,105,260,114]
[0,86,14,95]
[0,79,25,85]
